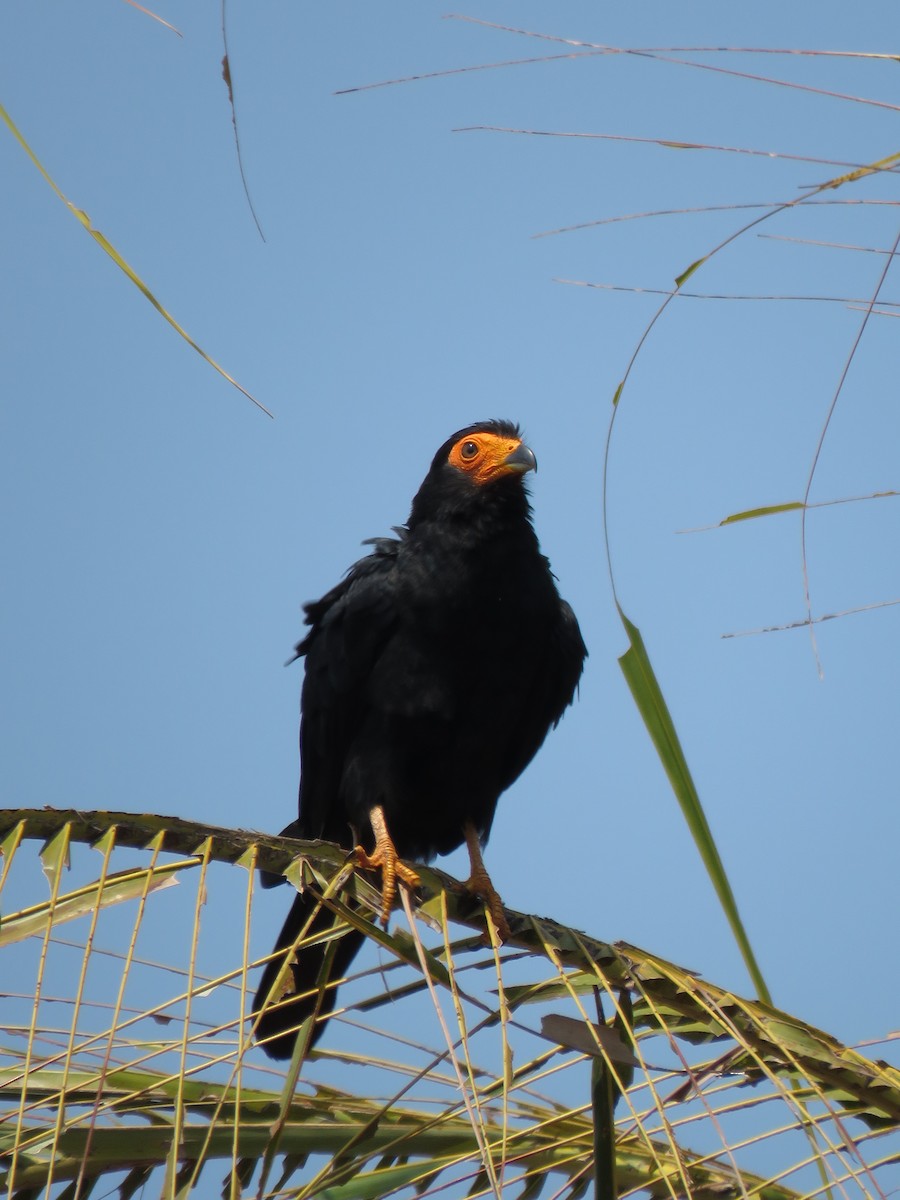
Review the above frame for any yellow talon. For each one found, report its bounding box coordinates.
[462,821,510,942]
[355,804,420,923]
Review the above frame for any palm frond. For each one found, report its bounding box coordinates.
[0,809,896,1199]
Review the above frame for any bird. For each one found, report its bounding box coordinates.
[254,420,586,1058]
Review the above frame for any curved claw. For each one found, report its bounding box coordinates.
[355,805,420,924]
[462,821,510,942]
[462,871,511,943]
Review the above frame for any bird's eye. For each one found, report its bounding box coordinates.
[460,440,479,460]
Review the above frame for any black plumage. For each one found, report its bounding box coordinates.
[254,420,586,1058]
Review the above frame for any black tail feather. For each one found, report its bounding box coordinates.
[253,891,365,1059]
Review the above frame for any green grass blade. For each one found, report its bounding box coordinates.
[617,606,773,1005]
[719,500,804,525]
[0,101,270,418]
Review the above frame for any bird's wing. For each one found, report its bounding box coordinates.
[499,598,587,790]
[295,539,404,843]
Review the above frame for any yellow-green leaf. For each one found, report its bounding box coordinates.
[617,606,772,1005]
[720,500,804,525]
[0,101,270,418]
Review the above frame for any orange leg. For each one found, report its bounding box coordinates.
[462,822,510,942]
[355,804,421,924]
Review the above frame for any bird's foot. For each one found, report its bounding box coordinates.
[355,805,420,924]
[460,821,510,942]
[461,866,511,943]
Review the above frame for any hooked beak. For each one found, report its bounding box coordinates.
[502,442,537,475]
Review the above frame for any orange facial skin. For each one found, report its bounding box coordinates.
[447,432,537,486]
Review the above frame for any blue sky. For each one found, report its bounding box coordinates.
[1,0,897,1089]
